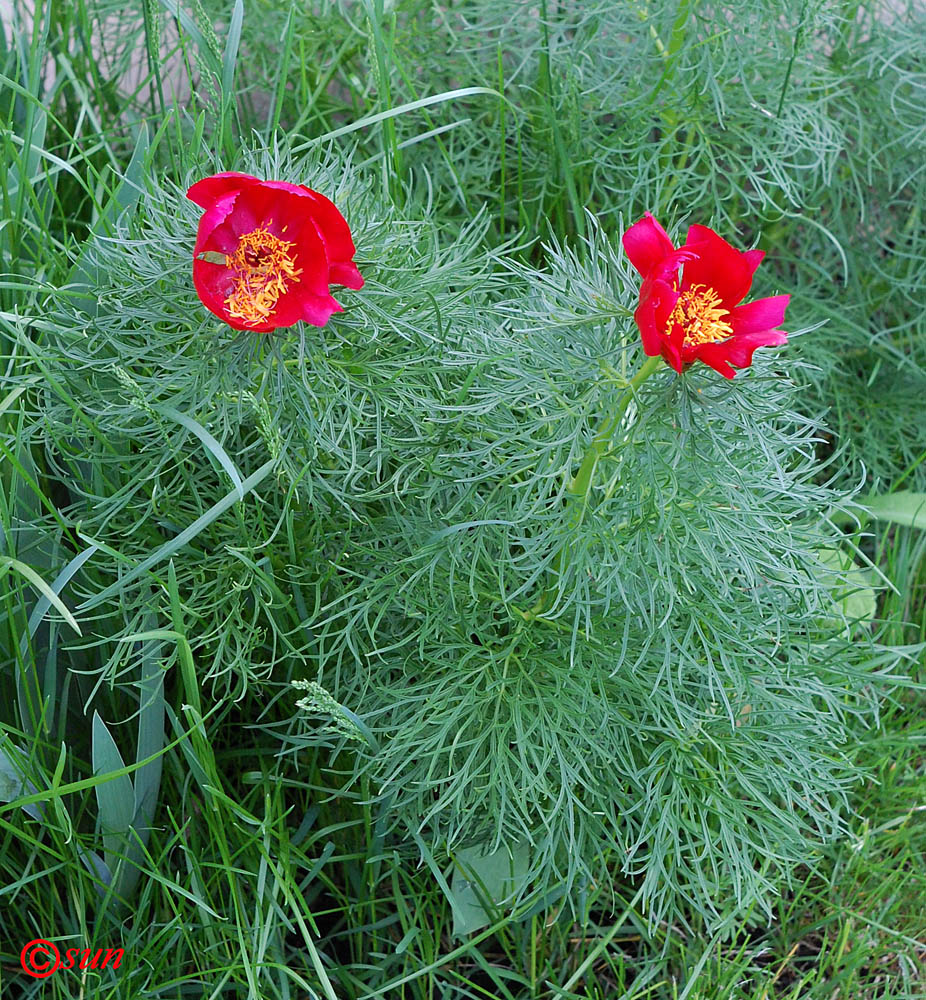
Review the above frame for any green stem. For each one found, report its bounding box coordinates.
[524,354,664,621]
[567,354,664,498]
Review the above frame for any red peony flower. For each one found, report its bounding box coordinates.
[186,172,364,332]
[622,212,789,378]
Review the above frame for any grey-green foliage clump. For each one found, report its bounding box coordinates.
[359,0,848,233]
[787,3,926,491]
[297,223,900,928]
[183,0,926,499]
[258,0,926,493]
[15,142,502,698]
[17,142,899,930]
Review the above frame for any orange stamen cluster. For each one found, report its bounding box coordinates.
[224,225,302,326]
[667,283,733,348]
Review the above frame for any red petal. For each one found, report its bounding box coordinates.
[302,294,344,327]
[193,256,263,329]
[209,185,297,244]
[690,345,737,378]
[729,294,790,335]
[192,191,240,256]
[622,213,675,278]
[270,286,342,329]
[186,172,260,209]
[192,258,234,317]
[273,188,362,287]
[189,178,362,331]
[692,329,788,376]
[742,248,765,277]
[296,187,359,266]
[681,225,755,307]
[661,338,683,373]
[329,261,364,290]
[259,179,314,198]
[227,314,274,333]
[633,299,662,359]
[285,206,333,299]
[255,182,360,271]
[635,277,678,356]
[198,189,273,252]
[723,329,788,366]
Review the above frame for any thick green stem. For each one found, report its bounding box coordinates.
[567,354,664,498]
[524,354,664,620]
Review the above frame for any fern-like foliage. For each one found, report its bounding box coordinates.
[7,137,908,928]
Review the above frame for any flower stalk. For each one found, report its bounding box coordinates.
[567,354,664,499]
[522,354,665,622]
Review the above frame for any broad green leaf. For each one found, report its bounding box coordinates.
[91,712,136,873]
[0,755,21,802]
[0,741,29,802]
[449,841,532,936]
[815,547,877,632]
[78,848,112,888]
[864,491,926,531]
[0,740,44,821]
[133,615,165,836]
[122,621,166,904]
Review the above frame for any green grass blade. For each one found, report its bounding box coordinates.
[26,544,98,640]
[221,0,244,99]
[77,458,275,610]
[1,556,81,635]
[294,87,503,148]
[91,710,137,877]
[155,405,245,499]
[68,122,151,316]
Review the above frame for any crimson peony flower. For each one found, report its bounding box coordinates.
[622,212,789,378]
[186,172,364,332]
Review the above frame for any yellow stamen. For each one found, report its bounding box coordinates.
[667,283,733,348]
[224,225,302,326]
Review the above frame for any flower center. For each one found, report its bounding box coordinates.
[224,225,302,326]
[667,283,733,348]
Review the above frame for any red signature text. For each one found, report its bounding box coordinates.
[20,939,124,979]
